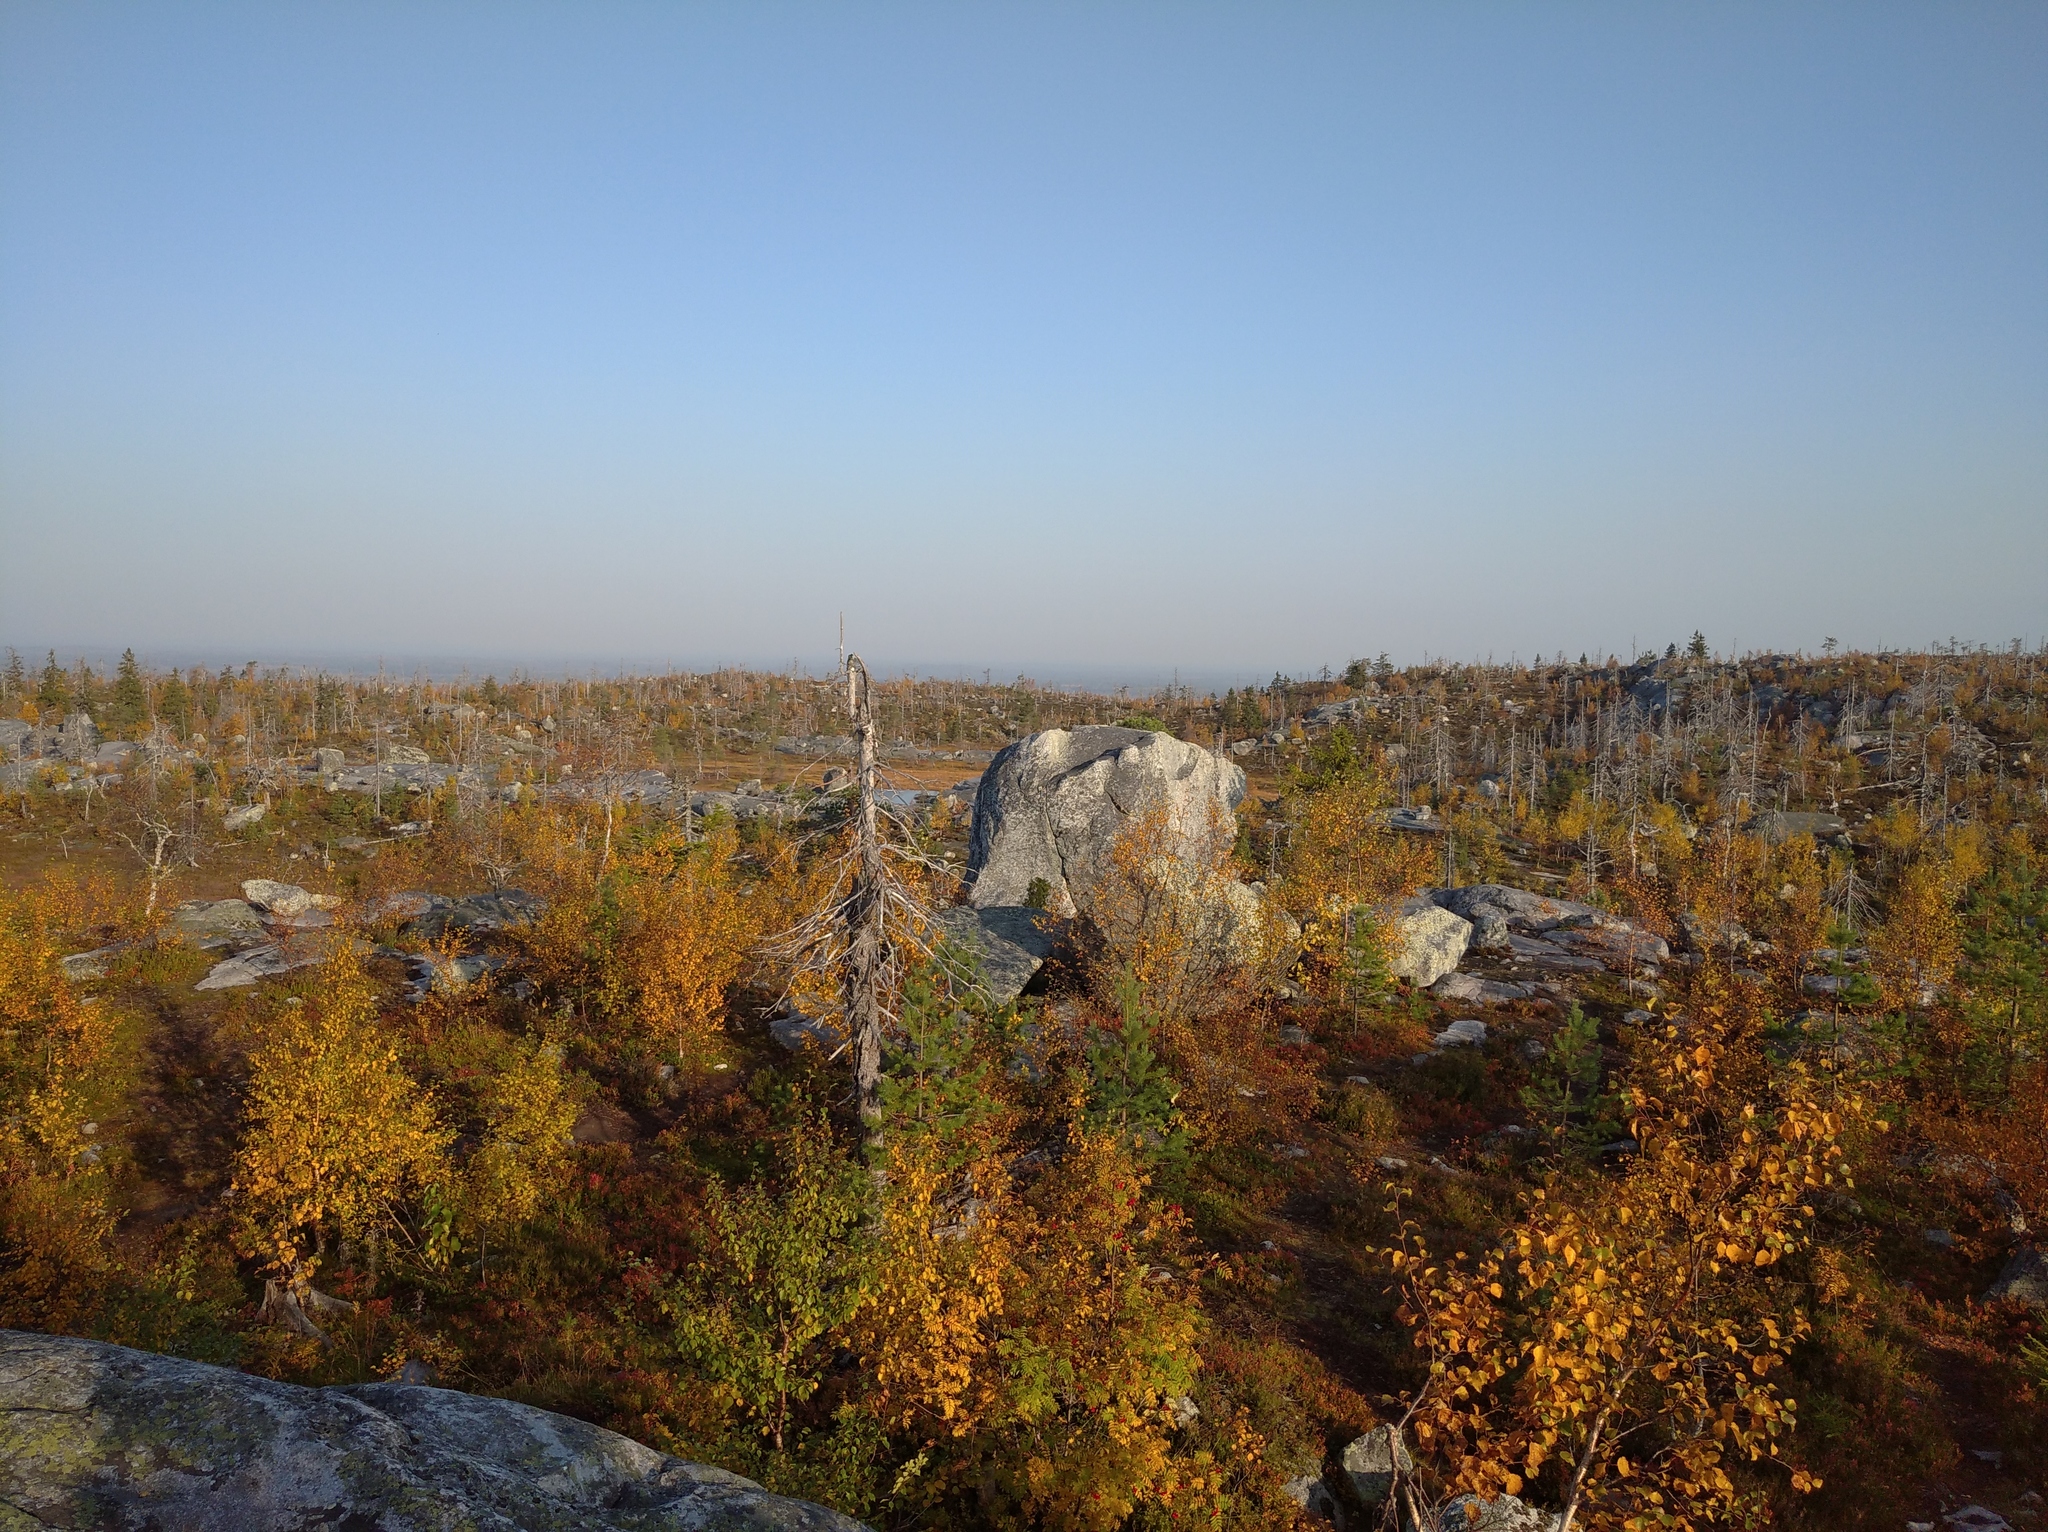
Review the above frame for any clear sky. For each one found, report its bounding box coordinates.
[3,2,2044,686]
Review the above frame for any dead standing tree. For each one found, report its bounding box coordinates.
[770,654,948,1140]
[845,655,886,1126]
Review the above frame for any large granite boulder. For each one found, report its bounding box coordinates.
[1383,897,1472,987]
[58,712,99,761]
[0,1330,867,1530]
[966,727,1245,918]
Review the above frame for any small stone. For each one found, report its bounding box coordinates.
[1922,1228,1955,1248]
[223,802,267,830]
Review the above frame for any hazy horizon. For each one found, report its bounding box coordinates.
[5,4,2044,667]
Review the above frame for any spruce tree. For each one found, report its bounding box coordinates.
[36,652,67,715]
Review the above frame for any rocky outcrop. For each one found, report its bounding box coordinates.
[1383,897,1472,987]
[966,727,1245,917]
[0,1330,868,1530]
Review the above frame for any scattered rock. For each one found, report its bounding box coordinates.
[61,944,132,980]
[169,899,267,948]
[364,891,451,923]
[1338,1425,1413,1507]
[404,890,546,941]
[1282,1472,1345,1524]
[770,1008,845,1055]
[222,802,267,830]
[314,747,345,775]
[1945,1509,2012,1532]
[1384,898,1472,987]
[0,1329,868,1531]
[1430,1018,1488,1049]
[0,719,30,753]
[1922,1228,1954,1248]
[1985,1245,2048,1308]
[966,726,1245,916]
[384,743,431,766]
[241,879,340,919]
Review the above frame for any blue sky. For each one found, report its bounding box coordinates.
[3,2,2043,686]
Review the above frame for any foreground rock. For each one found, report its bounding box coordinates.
[933,904,1061,1005]
[0,1330,868,1531]
[967,726,1245,917]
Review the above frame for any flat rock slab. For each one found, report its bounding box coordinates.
[196,933,360,990]
[0,1330,867,1531]
[932,904,1060,1005]
[1431,973,1534,1006]
[169,899,268,949]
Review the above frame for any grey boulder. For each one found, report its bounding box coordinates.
[170,898,269,948]
[1383,898,1471,987]
[1431,973,1534,1006]
[966,727,1245,917]
[1339,1425,1413,1506]
[0,1329,866,1530]
[933,904,1061,1006]
[1438,1492,1562,1532]
[1985,1245,2048,1309]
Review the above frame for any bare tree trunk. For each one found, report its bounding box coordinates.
[1556,1399,1617,1532]
[844,656,885,1130]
